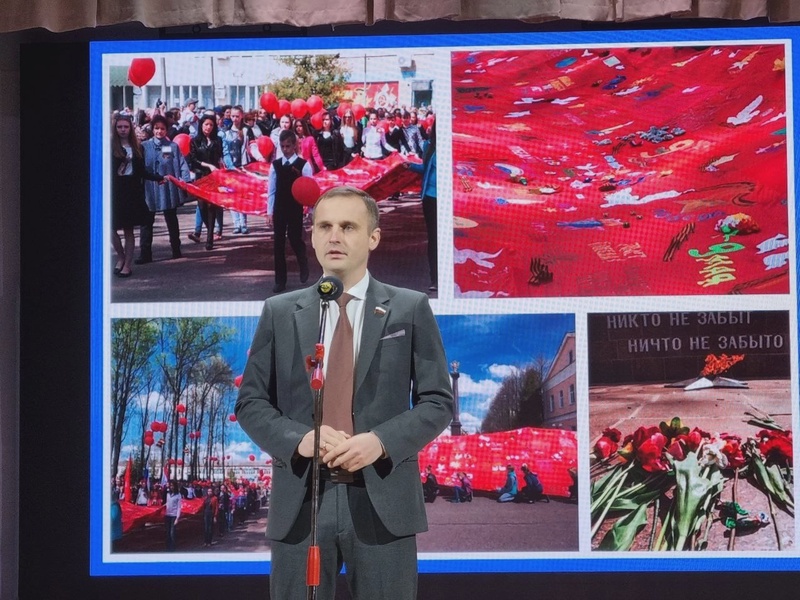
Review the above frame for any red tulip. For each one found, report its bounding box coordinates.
[229,414,237,422]
[178,416,187,426]
[249,454,256,461]
[176,403,186,414]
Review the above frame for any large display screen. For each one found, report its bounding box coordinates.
[90,27,799,576]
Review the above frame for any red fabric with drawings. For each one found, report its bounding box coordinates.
[451,45,789,297]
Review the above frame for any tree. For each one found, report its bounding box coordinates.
[481,363,546,433]
[155,318,233,476]
[269,54,350,108]
[111,319,158,478]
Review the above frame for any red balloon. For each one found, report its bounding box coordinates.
[256,136,274,159]
[234,374,243,388]
[277,100,291,117]
[337,102,351,118]
[150,421,160,432]
[248,454,256,461]
[144,438,154,446]
[229,414,237,422]
[178,416,187,426]
[128,58,156,87]
[177,459,184,466]
[352,103,366,121]
[226,455,231,460]
[306,95,323,115]
[291,176,321,207]
[195,431,202,438]
[291,98,308,119]
[188,432,195,440]
[176,403,186,414]
[260,92,279,114]
[310,110,325,130]
[172,134,191,157]
[168,458,175,465]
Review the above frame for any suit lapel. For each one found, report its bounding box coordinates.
[294,288,321,375]
[355,278,390,398]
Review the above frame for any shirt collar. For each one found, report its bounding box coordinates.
[282,153,299,164]
[345,271,370,302]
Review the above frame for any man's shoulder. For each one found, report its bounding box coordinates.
[265,287,315,310]
[371,279,426,302]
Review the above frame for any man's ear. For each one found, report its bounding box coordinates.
[369,227,381,251]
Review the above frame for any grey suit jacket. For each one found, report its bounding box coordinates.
[235,277,454,540]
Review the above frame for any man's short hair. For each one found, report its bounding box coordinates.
[312,186,380,232]
[278,129,297,144]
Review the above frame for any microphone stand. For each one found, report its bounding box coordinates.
[305,299,331,600]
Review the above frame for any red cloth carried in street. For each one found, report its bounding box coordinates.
[119,497,205,534]
[452,45,789,297]
[167,154,421,215]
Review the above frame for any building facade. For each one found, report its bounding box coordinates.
[541,332,577,431]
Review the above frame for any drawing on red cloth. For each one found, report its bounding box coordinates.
[451,45,790,297]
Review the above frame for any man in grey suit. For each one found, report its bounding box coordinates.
[235,185,453,599]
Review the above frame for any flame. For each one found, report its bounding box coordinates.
[700,353,745,377]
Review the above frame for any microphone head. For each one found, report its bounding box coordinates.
[317,276,343,302]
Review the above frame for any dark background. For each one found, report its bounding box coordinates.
[588,310,791,384]
[19,20,800,599]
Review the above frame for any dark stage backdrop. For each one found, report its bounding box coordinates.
[18,26,800,600]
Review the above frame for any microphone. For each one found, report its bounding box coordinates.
[316,276,343,303]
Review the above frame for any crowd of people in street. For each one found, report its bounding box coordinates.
[111,475,269,551]
[110,98,437,290]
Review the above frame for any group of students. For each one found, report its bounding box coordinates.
[421,463,548,504]
[110,475,266,551]
[110,99,438,291]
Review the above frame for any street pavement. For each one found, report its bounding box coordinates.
[113,492,578,554]
[590,380,793,551]
[111,193,436,304]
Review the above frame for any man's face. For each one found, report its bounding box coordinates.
[280,137,296,158]
[312,194,380,281]
[231,109,243,128]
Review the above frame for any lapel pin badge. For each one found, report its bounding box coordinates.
[374,306,387,317]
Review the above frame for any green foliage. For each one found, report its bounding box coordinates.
[481,364,545,433]
[269,55,350,108]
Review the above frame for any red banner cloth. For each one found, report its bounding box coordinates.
[119,497,205,534]
[418,427,577,498]
[167,154,421,215]
[451,45,789,297]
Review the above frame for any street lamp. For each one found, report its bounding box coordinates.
[449,360,462,436]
